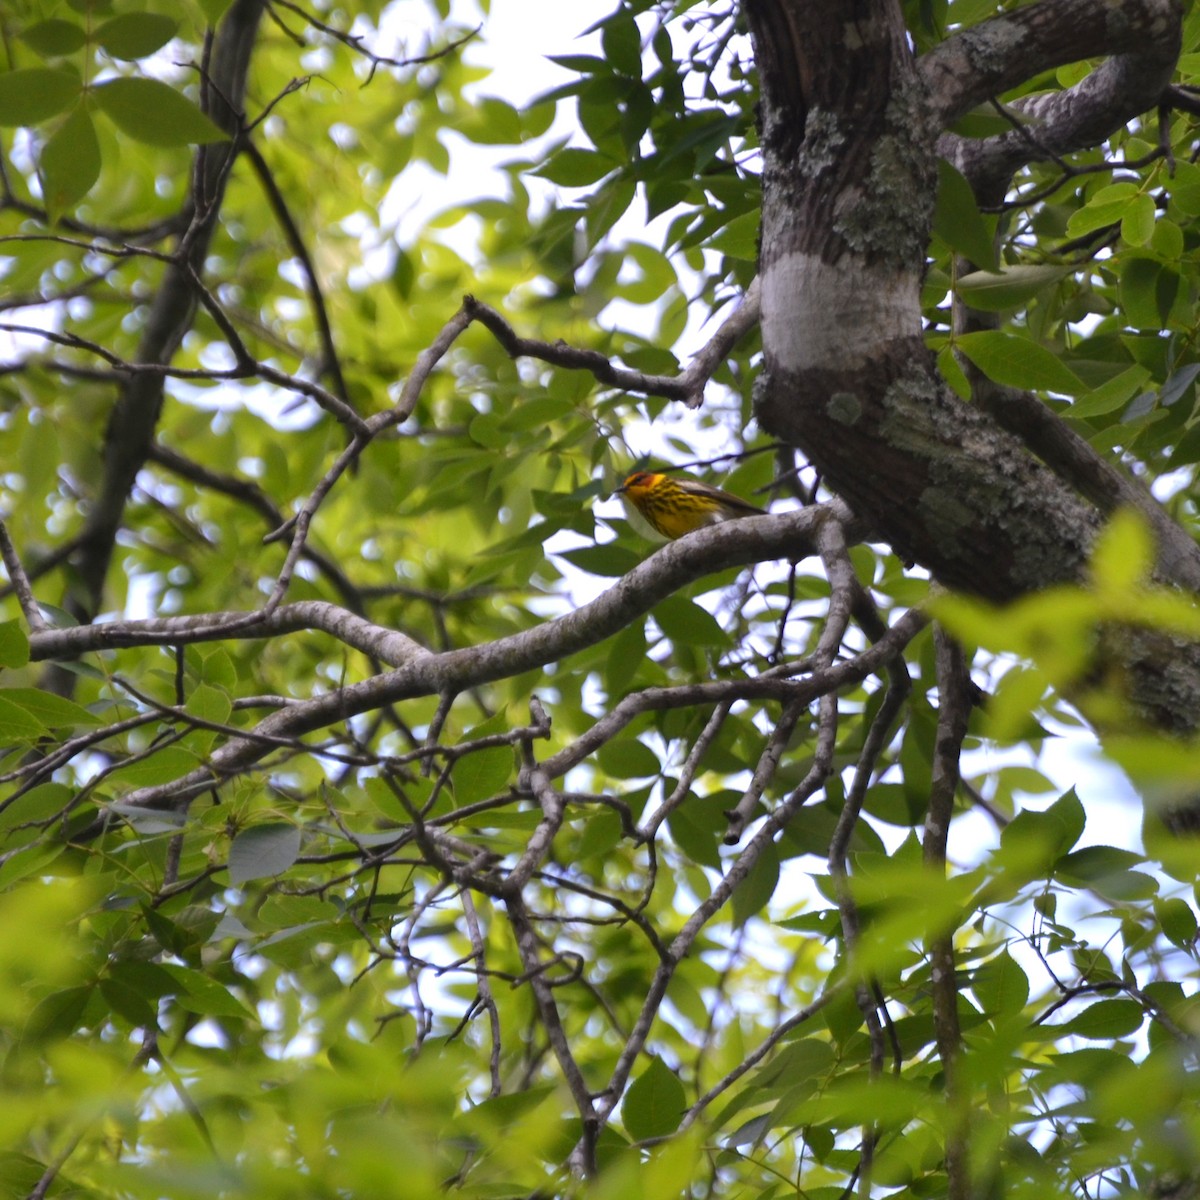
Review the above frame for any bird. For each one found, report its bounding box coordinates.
[614,470,766,540]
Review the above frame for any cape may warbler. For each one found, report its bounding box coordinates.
[616,471,765,540]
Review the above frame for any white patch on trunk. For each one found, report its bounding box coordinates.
[762,253,919,371]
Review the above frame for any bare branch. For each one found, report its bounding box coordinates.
[508,895,599,1174]
[640,701,732,838]
[0,518,48,633]
[269,0,480,74]
[463,288,761,410]
[722,697,805,844]
[243,138,350,408]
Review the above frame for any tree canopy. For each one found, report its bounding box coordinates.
[1,0,1200,1197]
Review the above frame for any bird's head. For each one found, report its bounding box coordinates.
[615,471,662,498]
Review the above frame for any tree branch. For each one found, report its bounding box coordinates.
[72,0,267,620]
[922,0,1180,126]
[923,627,973,1200]
[46,506,848,813]
[929,0,1181,196]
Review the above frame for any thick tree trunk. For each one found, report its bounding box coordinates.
[745,0,1103,599]
[742,0,1200,828]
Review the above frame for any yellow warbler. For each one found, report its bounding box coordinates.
[615,471,766,540]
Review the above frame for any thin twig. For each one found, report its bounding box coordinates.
[0,518,47,632]
[924,627,974,1200]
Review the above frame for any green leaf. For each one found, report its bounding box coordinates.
[185,682,233,726]
[955,331,1085,395]
[22,985,91,1045]
[99,975,157,1027]
[142,907,197,960]
[709,210,759,261]
[1156,268,1181,327]
[451,744,513,806]
[227,823,302,885]
[20,19,88,57]
[95,14,179,60]
[937,343,971,399]
[198,0,235,24]
[1091,509,1152,591]
[0,694,47,739]
[1056,845,1158,899]
[106,802,187,834]
[1065,193,1131,239]
[601,9,643,77]
[160,963,254,1018]
[948,109,1016,139]
[547,54,611,75]
[1058,999,1144,1040]
[1155,897,1198,948]
[1088,182,1139,205]
[667,793,732,869]
[1055,845,1145,879]
[0,687,100,729]
[955,264,1070,311]
[1067,365,1152,420]
[731,840,780,929]
[1121,192,1155,247]
[0,619,30,667]
[652,595,730,646]
[1170,160,1200,215]
[114,745,199,787]
[575,810,624,863]
[1151,216,1184,260]
[0,842,65,889]
[622,1056,686,1141]
[605,619,647,696]
[0,783,73,834]
[934,158,997,270]
[585,177,635,245]
[613,241,678,304]
[597,737,661,780]
[93,77,226,146]
[1121,257,1164,329]
[40,102,101,213]
[0,68,80,125]
[532,147,615,186]
[107,961,180,1003]
[457,96,523,146]
[558,543,642,577]
[1000,788,1086,861]
[972,949,1029,1016]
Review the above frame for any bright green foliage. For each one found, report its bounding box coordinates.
[0,2,1198,1199]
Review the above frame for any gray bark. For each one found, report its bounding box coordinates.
[742,0,1200,830]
